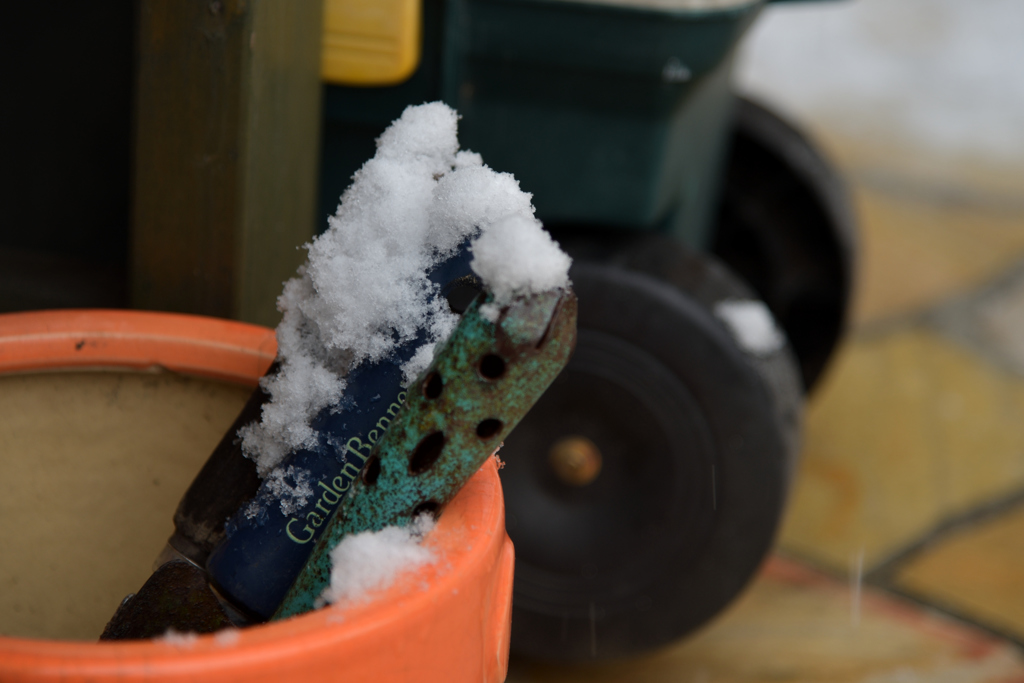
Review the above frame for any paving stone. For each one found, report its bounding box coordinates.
[848,186,1024,327]
[892,503,1024,643]
[931,261,1024,379]
[778,329,1024,573]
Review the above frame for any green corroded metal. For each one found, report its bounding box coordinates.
[273,287,577,620]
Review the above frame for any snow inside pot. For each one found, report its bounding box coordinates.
[0,309,514,682]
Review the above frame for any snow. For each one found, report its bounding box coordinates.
[242,466,314,518]
[714,299,785,357]
[471,215,572,306]
[239,102,570,476]
[735,0,1024,165]
[214,627,241,646]
[320,514,437,605]
[157,627,239,647]
[159,628,198,647]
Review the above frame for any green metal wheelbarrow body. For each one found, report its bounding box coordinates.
[317,0,853,662]
[320,0,762,249]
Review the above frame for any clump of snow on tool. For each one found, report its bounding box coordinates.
[242,466,314,520]
[320,514,437,606]
[714,299,786,356]
[430,165,570,318]
[239,102,570,479]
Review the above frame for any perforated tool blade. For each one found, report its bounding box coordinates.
[275,287,577,620]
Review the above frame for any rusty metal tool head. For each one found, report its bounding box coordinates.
[274,287,577,620]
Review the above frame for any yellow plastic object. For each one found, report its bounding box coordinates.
[321,0,422,86]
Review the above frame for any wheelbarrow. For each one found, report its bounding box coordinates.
[316,0,854,661]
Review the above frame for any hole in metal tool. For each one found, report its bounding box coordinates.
[412,500,440,518]
[409,432,446,474]
[476,418,503,439]
[479,354,506,380]
[362,455,381,485]
[444,275,483,314]
[423,372,443,399]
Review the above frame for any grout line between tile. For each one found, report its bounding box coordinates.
[845,254,1024,377]
[868,582,1024,653]
[866,488,1024,585]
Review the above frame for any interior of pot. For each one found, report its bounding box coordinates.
[0,369,251,640]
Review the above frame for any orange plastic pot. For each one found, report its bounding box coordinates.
[0,310,514,683]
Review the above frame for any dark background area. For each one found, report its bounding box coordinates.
[0,1,135,311]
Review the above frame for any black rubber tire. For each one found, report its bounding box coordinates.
[502,240,801,661]
[713,96,856,391]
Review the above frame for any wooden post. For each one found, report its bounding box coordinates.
[131,0,323,327]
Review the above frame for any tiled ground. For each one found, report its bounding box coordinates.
[776,166,1024,655]
[892,504,1024,644]
[780,285,1024,572]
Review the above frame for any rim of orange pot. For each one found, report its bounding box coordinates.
[0,309,513,683]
